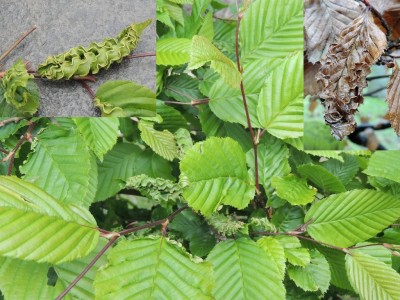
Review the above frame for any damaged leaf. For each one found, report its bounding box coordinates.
[316,10,387,140]
[387,62,400,136]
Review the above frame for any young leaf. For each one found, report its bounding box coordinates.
[180,137,255,217]
[304,0,363,63]
[297,164,346,194]
[257,51,303,139]
[346,251,400,300]
[94,80,156,117]
[73,117,119,161]
[138,120,179,161]
[287,249,331,293]
[0,176,99,264]
[257,236,286,280]
[386,62,400,136]
[271,174,317,205]
[274,235,311,267]
[364,151,400,183]
[94,237,214,299]
[316,10,387,140]
[305,189,400,247]
[156,38,191,66]
[20,125,95,207]
[188,35,241,88]
[207,238,285,300]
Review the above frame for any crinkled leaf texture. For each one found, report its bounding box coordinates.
[207,238,285,300]
[73,117,119,161]
[305,189,400,247]
[346,251,400,300]
[316,10,387,140]
[180,137,255,217]
[387,62,400,136]
[94,237,214,299]
[0,176,99,264]
[94,80,156,117]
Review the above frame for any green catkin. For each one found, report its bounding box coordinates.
[37,19,152,80]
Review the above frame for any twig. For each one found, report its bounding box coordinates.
[126,52,156,59]
[364,86,387,96]
[55,235,119,300]
[0,25,37,63]
[0,117,23,127]
[80,81,96,98]
[56,205,188,299]
[361,0,391,40]
[366,75,391,81]
[235,11,261,196]
[0,149,9,154]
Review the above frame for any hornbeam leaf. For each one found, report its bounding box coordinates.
[257,52,303,139]
[0,176,99,264]
[207,238,285,300]
[257,236,286,280]
[138,120,179,161]
[274,235,311,267]
[188,35,241,88]
[94,237,214,299]
[297,164,346,194]
[73,117,119,161]
[305,189,400,247]
[156,38,191,66]
[0,257,69,300]
[346,251,400,300]
[20,125,94,207]
[386,62,400,136]
[364,151,400,183]
[272,174,317,205]
[180,137,255,217]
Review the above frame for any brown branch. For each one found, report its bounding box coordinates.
[80,81,96,98]
[361,0,391,40]
[126,52,156,59]
[0,25,37,63]
[364,86,387,96]
[0,117,23,127]
[366,75,391,81]
[235,12,261,197]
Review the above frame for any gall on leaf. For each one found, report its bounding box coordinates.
[316,10,387,140]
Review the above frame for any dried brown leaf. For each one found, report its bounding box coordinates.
[369,0,400,39]
[316,10,387,140]
[305,60,321,97]
[387,62,400,136]
[305,0,363,63]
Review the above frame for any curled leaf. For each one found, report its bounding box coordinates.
[316,10,387,140]
[38,20,152,80]
[387,62,400,136]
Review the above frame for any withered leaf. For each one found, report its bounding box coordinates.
[305,0,363,63]
[369,0,400,39]
[304,59,321,97]
[387,62,400,136]
[316,10,387,140]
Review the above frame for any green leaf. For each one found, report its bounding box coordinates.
[0,257,68,300]
[322,154,359,186]
[346,251,400,300]
[20,125,95,207]
[198,12,214,41]
[138,120,179,161]
[188,35,241,88]
[239,0,303,62]
[94,80,156,117]
[55,239,109,299]
[274,235,311,267]
[156,100,189,132]
[257,52,303,139]
[73,117,119,161]
[164,74,204,102]
[0,176,99,264]
[364,151,400,183]
[95,143,172,201]
[305,189,400,247]
[297,164,346,194]
[272,206,305,232]
[94,237,214,299]
[257,236,286,279]
[180,137,255,217]
[156,38,191,65]
[247,136,290,197]
[272,174,317,205]
[287,249,331,293]
[305,150,344,162]
[207,238,285,300]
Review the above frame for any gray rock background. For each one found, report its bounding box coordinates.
[0,0,155,116]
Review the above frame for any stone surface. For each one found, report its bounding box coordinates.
[0,0,155,116]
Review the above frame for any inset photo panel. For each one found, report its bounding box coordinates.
[304,0,400,150]
[0,0,156,117]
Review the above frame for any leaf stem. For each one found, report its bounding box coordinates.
[0,117,23,127]
[80,81,96,98]
[235,11,261,196]
[366,75,391,81]
[0,25,37,64]
[126,52,156,59]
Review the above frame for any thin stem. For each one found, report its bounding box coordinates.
[55,235,119,300]
[165,87,197,102]
[364,86,387,96]
[0,149,9,154]
[0,117,23,127]
[80,81,96,98]
[350,243,383,250]
[0,25,37,63]
[163,99,209,106]
[361,0,391,40]
[235,11,260,195]
[126,52,156,59]
[366,75,391,81]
